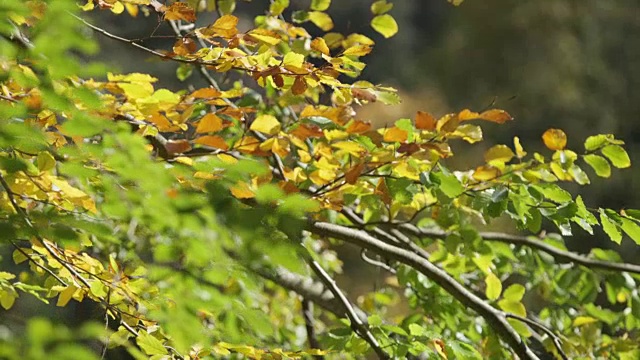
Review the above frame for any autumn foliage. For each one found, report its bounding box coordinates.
[1,1,640,359]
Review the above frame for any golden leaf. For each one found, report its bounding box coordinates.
[484,145,515,164]
[346,120,372,134]
[479,109,513,123]
[163,2,196,22]
[472,166,501,181]
[383,127,408,143]
[191,88,221,98]
[514,136,527,159]
[230,182,255,199]
[311,37,330,55]
[542,129,567,150]
[196,113,223,133]
[250,114,281,135]
[195,135,228,150]
[212,14,239,38]
[415,111,436,130]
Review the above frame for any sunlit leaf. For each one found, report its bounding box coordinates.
[583,154,611,178]
[601,145,630,168]
[484,145,515,164]
[136,331,168,356]
[250,114,281,135]
[415,111,436,131]
[485,272,502,301]
[371,14,398,38]
[542,129,567,151]
[308,11,333,31]
[196,113,224,133]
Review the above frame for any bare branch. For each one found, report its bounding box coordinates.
[399,224,640,275]
[301,299,324,360]
[505,313,569,360]
[308,221,541,360]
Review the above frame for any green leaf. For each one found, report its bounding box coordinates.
[176,63,192,81]
[485,273,502,301]
[600,209,622,244]
[136,332,168,356]
[371,14,398,38]
[310,0,330,11]
[601,145,630,168]
[583,154,611,177]
[371,0,393,15]
[308,11,333,31]
[584,134,619,151]
[36,151,56,172]
[498,299,526,317]
[620,218,640,245]
[502,284,525,302]
[435,173,464,198]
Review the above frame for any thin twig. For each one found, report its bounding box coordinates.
[400,224,640,275]
[301,299,324,360]
[306,257,390,360]
[505,313,569,360]
[309,221,541,360]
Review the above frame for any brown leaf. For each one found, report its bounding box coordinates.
[351,88,377,102]
[346,120,372,134]
[162,2,196,22]
[292,76,307,95]
[345,163,365,184]
[273,74,284,88]
[415,111,436,130]
[479,109,513,124]
[290,124,323,140]
[173,38,197,56]
[165,140,192,157]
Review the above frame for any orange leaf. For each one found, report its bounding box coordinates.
[542,129,567,150]
[163,2,196,22]
[479,109,513,124]
[191,88,221,98]
[383,127,408,143]
[147,113,173,131]
[291,124,323,140]
[458,109,480,121]
[345,163,365,184]
[292,76,307,95]
[415,111,436,130]
[196,113,223,133]
[346,120,372,134]
[173,38,197,56]
[195,135,228,150]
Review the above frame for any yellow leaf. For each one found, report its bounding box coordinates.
[342,45,373,57]
[57,285,78,307]
[332,141,365,157]
[163,2,196,22]
[472,166,501,181]
[110,1,125,14]
[514,136,527,159]
[37,152,56,172]
[436,113,460,133]
[383,127,407,143]
[415,111,436,130]
[573,316,598,326]
[308,11,333,31]
[250,114,281,135]
[542,129,567,151]
[230,182,254,199]
[283,52,305,69]
[196,113,223,133]
[212,14,238,38]
[371,14,398,38]
[457,109,480,121]
[309,169,336,185]
[311,38,330,55]
[484,145,515,164]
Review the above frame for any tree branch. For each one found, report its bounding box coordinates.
[399,224,640,275]
[308,221,541,360]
